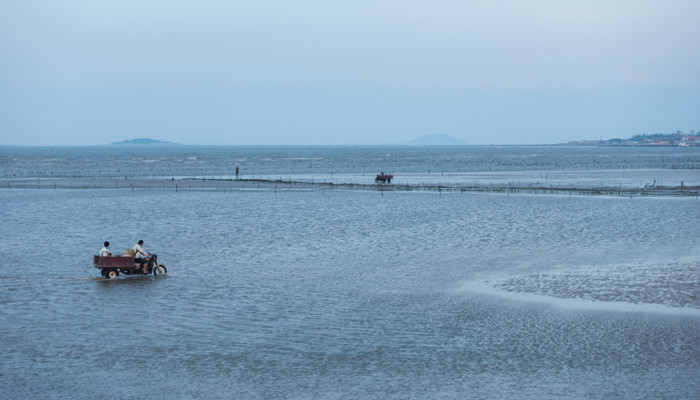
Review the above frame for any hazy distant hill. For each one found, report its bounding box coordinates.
[406,134,467,145]
[110,138,179,145]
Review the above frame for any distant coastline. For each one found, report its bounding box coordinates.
[4,132,699,147]
[108,132,699,147]
[566,132,700,147]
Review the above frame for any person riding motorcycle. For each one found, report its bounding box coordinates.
[133,240,150,273]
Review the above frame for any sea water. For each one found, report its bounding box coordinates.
[0,146,699,399]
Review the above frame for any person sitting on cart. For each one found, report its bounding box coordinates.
[100,241,111,257]
[133,240,150,272]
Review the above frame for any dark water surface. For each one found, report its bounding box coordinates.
[1,146,699,399]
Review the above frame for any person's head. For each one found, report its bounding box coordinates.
[104,241,109,247]
[138,240,144,245]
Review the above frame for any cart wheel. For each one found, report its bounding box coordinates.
[153,264,167,276]
[100,269,107,276]
[105,269,119,279]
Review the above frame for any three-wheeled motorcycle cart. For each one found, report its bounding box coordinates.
[94,254,167,279]
[375,173,393,183]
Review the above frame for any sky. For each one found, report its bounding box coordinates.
[0,0,698,146]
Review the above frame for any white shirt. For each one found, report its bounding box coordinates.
[133,244,148,258]
[100,247,111,257]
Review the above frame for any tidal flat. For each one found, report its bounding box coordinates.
[1,145,698,399]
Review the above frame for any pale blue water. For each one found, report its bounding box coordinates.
[1,146,699,399]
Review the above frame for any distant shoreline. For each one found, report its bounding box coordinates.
[2,143,699,148]
[561,143,698,148]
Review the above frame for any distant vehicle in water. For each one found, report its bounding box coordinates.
[375,173,393,183]
[94,253,167,279]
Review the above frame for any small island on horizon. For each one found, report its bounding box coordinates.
[404,134,468,145]
[108,134,468,146]
[110,138,179,146]
[106,130,700,147]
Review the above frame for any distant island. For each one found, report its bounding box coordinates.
[109,135,469,146]
[107,132,700,147]
[110,138,179,145]
[406,134,468,145]
[374,134,467,145]
[568,131,699,147]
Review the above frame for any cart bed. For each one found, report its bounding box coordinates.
[93,255,139,268]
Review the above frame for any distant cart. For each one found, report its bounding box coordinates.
[94,254,166,279]
[375,173,393,183]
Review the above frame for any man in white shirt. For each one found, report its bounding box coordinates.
[100,241,111,257]
[133,240,150,272]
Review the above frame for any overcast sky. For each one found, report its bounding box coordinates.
[1,0,698,145]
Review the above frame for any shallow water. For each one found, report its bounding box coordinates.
[1,146,699,399]
[2,145,699,181]
[1,188,699,399]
